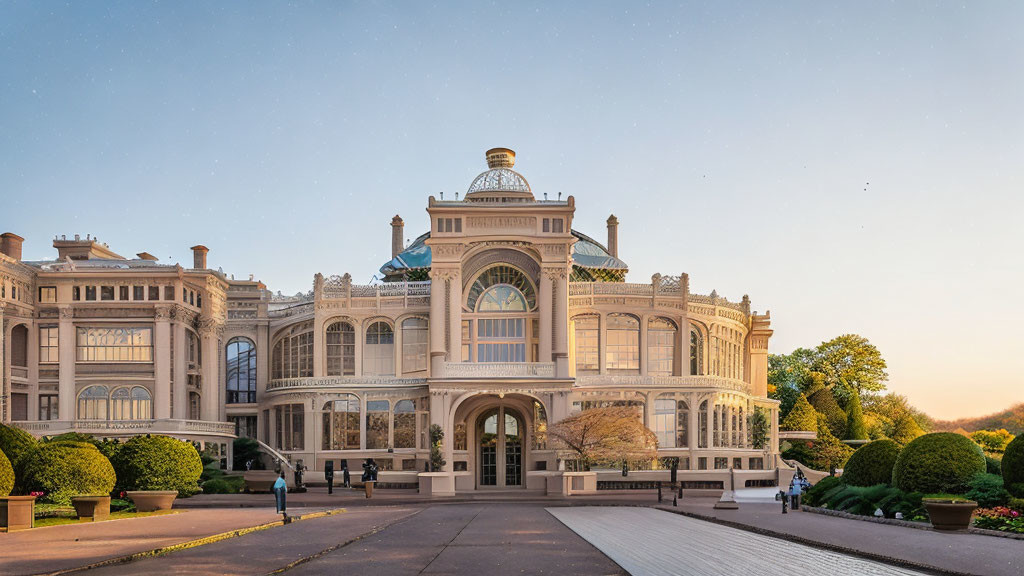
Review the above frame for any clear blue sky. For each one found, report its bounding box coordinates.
[2,1,1021,419]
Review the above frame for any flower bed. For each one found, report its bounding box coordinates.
[973,507,1024,534]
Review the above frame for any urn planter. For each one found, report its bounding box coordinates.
[923,498,978,531]
[126,490,178,512]
[71,495,111,521]
[0,496,36,531]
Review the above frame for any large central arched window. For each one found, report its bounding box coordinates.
[464,265,537,363]
[226,337,256,403]
[465,265,536,311]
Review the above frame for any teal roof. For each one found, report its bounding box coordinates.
[380,230,628,276]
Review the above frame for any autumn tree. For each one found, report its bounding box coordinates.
[548,406,657,471]
[971,429,1015,454]
[781,394,818,432]
[891,413,925,445]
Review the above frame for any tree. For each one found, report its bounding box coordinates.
[781,394,818,432]
[749,407,771,450]
[971,429,1015,454]
[845,393,869,441]
[812,414,855,471]
[548,407,657,471]
[769,349,816,416]
[811,334,888,405]
[808,387,846,439]
[429,424,445,472]
[891,412,925,445]
[862,393,933,436]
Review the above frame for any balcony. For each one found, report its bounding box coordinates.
[574,374,751,394]
[12,419,237,438]
[443,362,556,379]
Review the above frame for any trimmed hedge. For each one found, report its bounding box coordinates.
[892,432,986,494]
[781,394,817,432]
[112,435,203,496]
[0,423,37,472]
[1004,435,1024,498]
[842,439,901,487]
[808,388,846,438]
[844,393,869,441]
[21,442,116,505]
[0,449,14,496]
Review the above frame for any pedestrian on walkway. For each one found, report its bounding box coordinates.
[788,477,802,510]
[273,472,287,515]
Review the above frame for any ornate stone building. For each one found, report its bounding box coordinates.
[0,148,779,493]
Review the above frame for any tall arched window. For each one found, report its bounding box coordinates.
[698,400,708,449]
[393,399,416,449]
[465,265,536,364]
[226,337,256,403]
[690,324,704,375]
[364,322,395,376]
[573,315,599,375]
[325,321,355,376]
[11,324,28,366]
[401,318,428,373]
[322,395,360,450]
[653,395,676,448]
[189,391,201,420]
[606,314,639,373]
[647,317,677,376]
[110,386,152,420]
[272,322,313,379]
[77,385,109,420]
[676,400,689,448]
[465,266,536,311]
[366,400,390,448]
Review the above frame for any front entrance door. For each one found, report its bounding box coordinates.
[478,407,524,488]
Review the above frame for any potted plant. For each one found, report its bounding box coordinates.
[70,494,111,521]
[113,436,203,512]
[923,498,979,531]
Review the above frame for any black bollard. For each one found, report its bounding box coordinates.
[781,491,788,514]
[325,460,335,495]
[657,482,662,503]
[673,494,678,506]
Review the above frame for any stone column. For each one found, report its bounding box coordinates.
[551,268,569,378]
[359,394,367,450]
[199,320,221,422]
[638,314,648,376]
[428,270,447,376]
[0,307,5,422]
[256,322,269,404]
[354,320,363,376]
[688,393,699,454]
[153,306,172,419]
[172,314,188,419]
[27,321,38,420]
[448,270,462,365]
[57,307,75,422]
[538,273,552,363]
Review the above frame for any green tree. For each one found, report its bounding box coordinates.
[812,414,855,471]
[809,387,846,439]
[862,393,933,436]
[811,334,888,405]
[891,413,925,445]
[845,393,869,441]
[749,407,771,450]
[781,394,818,432]
[429,424,445,472]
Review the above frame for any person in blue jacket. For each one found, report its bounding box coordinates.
[788,477,802,510]
[273,472,287,514]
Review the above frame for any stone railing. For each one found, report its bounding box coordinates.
[12,419,237,437]
[574,375,751,394]
[267,376,428,391]
[443,362,556,378]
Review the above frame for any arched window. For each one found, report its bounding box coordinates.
[532,400,548,450]
[465,265,536,311]
[110,386,152,420]
[690,324,704,375]
[676,400,689,448]
[322,395,360,450]
[77,385,109,420]
[698,400,708,449]
[364,322,395,376]
[226,337,256,403]
[476,285,528,312]
[187,330,200,369]
[573,315,599,375]
[393,399,417,449]
[325,321,355,376]
[11,324,28,367]
[653,395,676,448]
[401,318,428,373]
[271,322,313,379]
[366,400,390,449]
[189,391,201,420]
[606,314,639,373]
[647,317,677,376]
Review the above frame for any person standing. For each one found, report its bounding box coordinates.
[273,472,287,515]
[788,477,802,510]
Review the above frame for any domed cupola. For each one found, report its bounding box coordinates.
[465,148,534,202]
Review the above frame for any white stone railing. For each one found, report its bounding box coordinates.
[443,362,556,378]
[267,376,428,391]
[321,277,431,300]
[12,419,237,437]
[574,375,751,394]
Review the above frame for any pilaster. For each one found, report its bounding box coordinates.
[153,306,172,419]
[57,307,75,421]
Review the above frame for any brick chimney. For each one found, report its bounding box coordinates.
[606,214,619,258]
[190,245,209,269]
[1,233,24,261]
[391,215,404,258]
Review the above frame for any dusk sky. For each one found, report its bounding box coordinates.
[2,2,1021,420]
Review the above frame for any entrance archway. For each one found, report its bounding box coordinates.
[477,406,524,488]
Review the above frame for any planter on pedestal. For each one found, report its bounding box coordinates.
[923,498,978,531]
[126,490,178,512]
[1,496,36,531]
[71,495,111,521]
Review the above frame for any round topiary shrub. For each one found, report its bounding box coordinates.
[842,439,901,487]
[21,442,116,505]
[892,432,986,494]
[112,435,203,496]
[1003,435,1024,498]
[0,449,14,496]
[0,423,37,472]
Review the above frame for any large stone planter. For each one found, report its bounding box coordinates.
[1,496,36,531]
[923,498,978,531]
[71,495,111,521]
[126,490,178,512]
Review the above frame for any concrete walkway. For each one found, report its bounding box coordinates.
[550,506,928,576]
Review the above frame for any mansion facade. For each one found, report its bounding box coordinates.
[0,148,780,492]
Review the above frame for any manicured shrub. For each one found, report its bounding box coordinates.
[964,473,1010,508]
[986,455,1002,476]
[1003,435,1024,498]
[781,394,817,431]
[21,442,116,505]
[112,435,203,497]
[892,432,986,494]
[0,450,14,496]
[0,423,37,474]
[842,439,901,487]
[812,482,926,520]
[803,475,842,507]
[201,478,234,494]
[1009,498,1024,512]
[844,393,869,441]
[808,388,846,438]
[890,413,924,445]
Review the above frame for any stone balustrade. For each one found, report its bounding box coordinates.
[12,418,237,437]
[267,376,428,391]
[574,374,751,394]
[443,362,556,378]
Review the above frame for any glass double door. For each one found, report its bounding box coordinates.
[478,407,523,488]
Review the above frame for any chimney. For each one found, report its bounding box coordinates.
[190,245,209,269]
[606,214,619,258]
[1,233,24,261]
[391,215,404,258]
